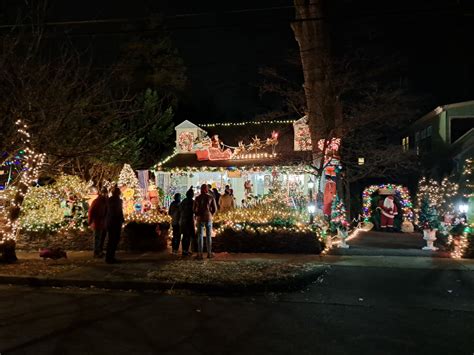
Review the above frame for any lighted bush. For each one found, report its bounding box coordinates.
[19,175,90,232]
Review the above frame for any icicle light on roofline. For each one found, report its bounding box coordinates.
[156,149,178,167]
[198,119,296,128]
[232,152,277,160]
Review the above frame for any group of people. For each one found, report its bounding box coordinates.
[88,183,235,262]
[168,183,235,259]
[88,186,124,264]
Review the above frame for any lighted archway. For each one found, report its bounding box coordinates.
[362,184,414,221]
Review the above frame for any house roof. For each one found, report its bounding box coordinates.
[416,100,474,124]
[175,120,205,131]
[156,120,314,170]
[197,121,295,148]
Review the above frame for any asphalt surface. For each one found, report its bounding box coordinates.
[1,264,473,355]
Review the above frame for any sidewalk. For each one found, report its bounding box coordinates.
[1,250,473,292]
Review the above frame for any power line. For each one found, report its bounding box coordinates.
[0,4,466,31]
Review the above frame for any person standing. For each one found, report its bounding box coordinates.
[212,187,221,209]
[88,187,108,258]
[105,187,124,264]
[168,193,182,255]
[179,188,195,256]
[193,184,217,259]
[219,189,235,213]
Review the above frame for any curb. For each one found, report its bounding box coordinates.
[0,267,327,293]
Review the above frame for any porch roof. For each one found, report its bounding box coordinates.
[156,150,313,171]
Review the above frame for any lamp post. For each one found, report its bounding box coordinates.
[308,203,316,224]
[308,178,315,223]
[459,204,468,214]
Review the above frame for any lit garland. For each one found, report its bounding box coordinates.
[154,164,315,175]
[362,184,414,221]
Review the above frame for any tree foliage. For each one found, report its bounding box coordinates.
[0,6,177,183]
[116,16,187,106]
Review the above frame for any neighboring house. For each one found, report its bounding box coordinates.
[402,100,474,177]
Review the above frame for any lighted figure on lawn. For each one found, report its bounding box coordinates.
[379,195,398,230]
[362,184,414,232]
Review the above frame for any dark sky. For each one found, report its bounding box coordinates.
[1,0,474,122]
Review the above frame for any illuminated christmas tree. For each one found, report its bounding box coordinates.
[418,195,440,230]
[118,164,141,196]
[330,195,349,234]
[415,176,458,220]
[118,164,142,215]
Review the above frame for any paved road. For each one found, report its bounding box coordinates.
[1,264,473,355]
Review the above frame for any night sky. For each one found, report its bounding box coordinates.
[1,0,474,123]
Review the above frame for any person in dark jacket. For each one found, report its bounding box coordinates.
[212,187,221,209]
[179,188,195,256]
[168,193,182,255]
[88,187,108,258]
[105,187,124,264]
[193,184,217,259]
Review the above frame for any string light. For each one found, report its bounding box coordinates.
[415,177,459,225]
[0,120,46,242]
[154,164,315,175]
[198,119,296,128]
[451,232,469,259]
[362,184,414,221]
[17,175,91,233]
[125,211,171,224]
[462,158,473,198]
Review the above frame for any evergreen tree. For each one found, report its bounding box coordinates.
[118,164,141,199]
[418,195,440,230]
[330,195,349,234]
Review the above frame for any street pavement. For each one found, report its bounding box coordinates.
[1,261,473,355]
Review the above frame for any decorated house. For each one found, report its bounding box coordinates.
[153,117,340,210]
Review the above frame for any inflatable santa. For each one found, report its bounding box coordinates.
[380,195,398,229]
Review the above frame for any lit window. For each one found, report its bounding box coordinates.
[402,136,409,151]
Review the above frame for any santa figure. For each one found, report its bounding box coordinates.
[380,195,398,229]
[211,135,223,150]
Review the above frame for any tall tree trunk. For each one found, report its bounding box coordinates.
[291,0,335,159]
[292,0,339,211]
